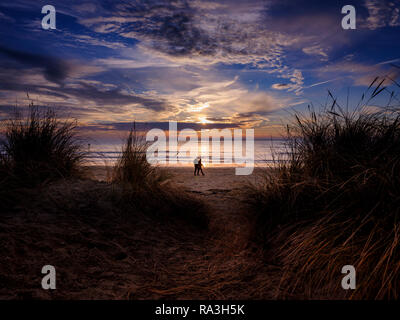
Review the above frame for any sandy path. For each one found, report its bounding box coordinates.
[171,167,255,239]
[145,167,276,299]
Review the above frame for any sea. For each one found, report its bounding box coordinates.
[85,138,290,167]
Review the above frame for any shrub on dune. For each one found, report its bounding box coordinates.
[112,126,168,187]
[246,78,400,299]
[111,125,208,229]
[0,105,85,188]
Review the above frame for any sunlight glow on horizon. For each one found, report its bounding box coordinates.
[198,116,213,124]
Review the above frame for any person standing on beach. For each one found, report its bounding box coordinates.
[193,156,199,176]
[193,156,205,176]
[198,157,205,176]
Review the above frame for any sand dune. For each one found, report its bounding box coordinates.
[0,166,276,300]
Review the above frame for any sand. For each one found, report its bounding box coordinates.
[0,166,277,300]
[169,167,259,193]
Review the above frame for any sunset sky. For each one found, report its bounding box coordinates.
[0,0,400,141]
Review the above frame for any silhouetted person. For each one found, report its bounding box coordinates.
[194,156,199,175]
[198,158,205,176]
[194,156,205,176]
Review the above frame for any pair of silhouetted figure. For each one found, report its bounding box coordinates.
[193,156,205,176]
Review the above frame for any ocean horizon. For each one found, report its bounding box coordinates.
[85,138,290,166]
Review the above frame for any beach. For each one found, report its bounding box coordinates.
[2,0,400,303]
[0,166,275,299]
[92,166,260,191]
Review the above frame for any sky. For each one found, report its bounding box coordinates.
[0,0,400,142]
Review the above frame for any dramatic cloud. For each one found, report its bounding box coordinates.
[79,0,302,83]
[0,0,399,140]
[78,121,241,133]
[0,45,71,84]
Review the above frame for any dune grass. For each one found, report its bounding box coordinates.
[246,78,400,299]
[0,105,86,211]
[0,107,207,229]
[0,104,85,187]
[112,125,169,187]
[111,125,208,228]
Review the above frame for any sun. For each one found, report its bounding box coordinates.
[198,116,212,124]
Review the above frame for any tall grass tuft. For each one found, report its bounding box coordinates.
[112,124,168,187]
[246,78,400,299]
[0,104,85,188]
[111,124,208,228]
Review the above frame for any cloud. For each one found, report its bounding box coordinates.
[73,3,98,13]
[61,82,172,111]
[1,0,399,138]
[270,69,304,94]
[376,58,400,66]
[79,1,293,73]
[364,0,400,30]
[0,63,174,117]
[302,45,328,60]
[0,10,15,23]
[272,83,291,90]
[68,34,127,50]
[78,121,240,133]
[304,78,343,89]
[77,0,386,97]
[314,60,396,87]
[0,45,70,84]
